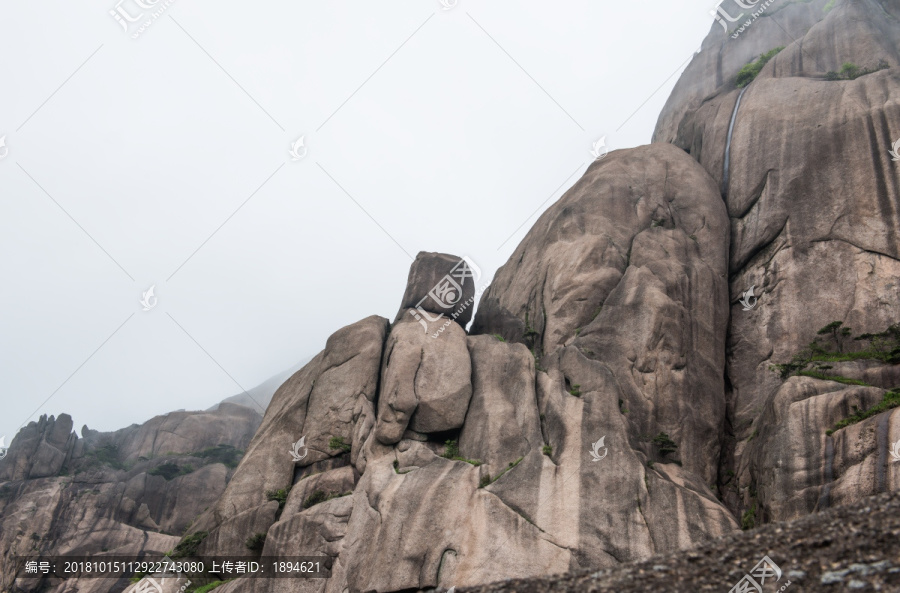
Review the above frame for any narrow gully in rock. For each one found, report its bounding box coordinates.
[722,86,748,196]
[818,435,835,510]
[876,411,890,493]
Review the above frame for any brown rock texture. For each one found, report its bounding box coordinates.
[0,404,261,593]
[651,0,900,526]
[4,2,900,592]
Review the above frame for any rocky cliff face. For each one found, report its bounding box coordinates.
[0,405,261,593]
[654,0,900,526]
[2,1,899,592]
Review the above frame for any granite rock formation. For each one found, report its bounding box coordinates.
[3,1,900,592]
[653,0,900,525]
[0,404,261,593]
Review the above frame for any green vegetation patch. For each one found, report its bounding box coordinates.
[441,440,482,466]
[302,490,351,510]
[191,582,229,593]
[826,389,900,436]
[171,531,208,559]
[825,59,889,81]
[478,457,524,488]
[82,442,128,471]
[741,503,757,530]
[796,371,869,386]
[652,432,678,457]
[245,532,266,552]
[194,444,243,468]
[736,46,785,87]
[771,321,900,380]
[265,487,291,510]
[328,436,352,454]
[149,462,194,481]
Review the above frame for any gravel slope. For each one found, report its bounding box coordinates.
[457,491,900,592]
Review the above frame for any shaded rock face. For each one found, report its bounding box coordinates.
[396,251,480,329]
[650,0,900,525]
[458,336,542,477]
[0,404,261,593]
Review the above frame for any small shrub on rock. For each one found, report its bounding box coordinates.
[245,532,266,552]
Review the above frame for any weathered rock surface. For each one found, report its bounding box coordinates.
[458,336,541,476]
[651,0,900,525]
[5,3,900,592]
[0,404,261,593]
[376,313,473,443]
[472,143,736,570]
[187,315,387,557]
[396,251,480,328]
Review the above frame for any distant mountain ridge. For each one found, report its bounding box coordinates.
[209,357,314,414]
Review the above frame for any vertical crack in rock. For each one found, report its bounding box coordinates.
[722,86,747,197]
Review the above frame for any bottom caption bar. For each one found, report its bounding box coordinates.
[14,557,332,579]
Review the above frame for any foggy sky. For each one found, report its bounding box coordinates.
[0,0,717,444]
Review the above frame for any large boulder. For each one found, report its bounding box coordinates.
[376,313,473,444]
[396,251,480,328]
[472,143,737,567]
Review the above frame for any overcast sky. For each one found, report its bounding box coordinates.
[0,0,717,445]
